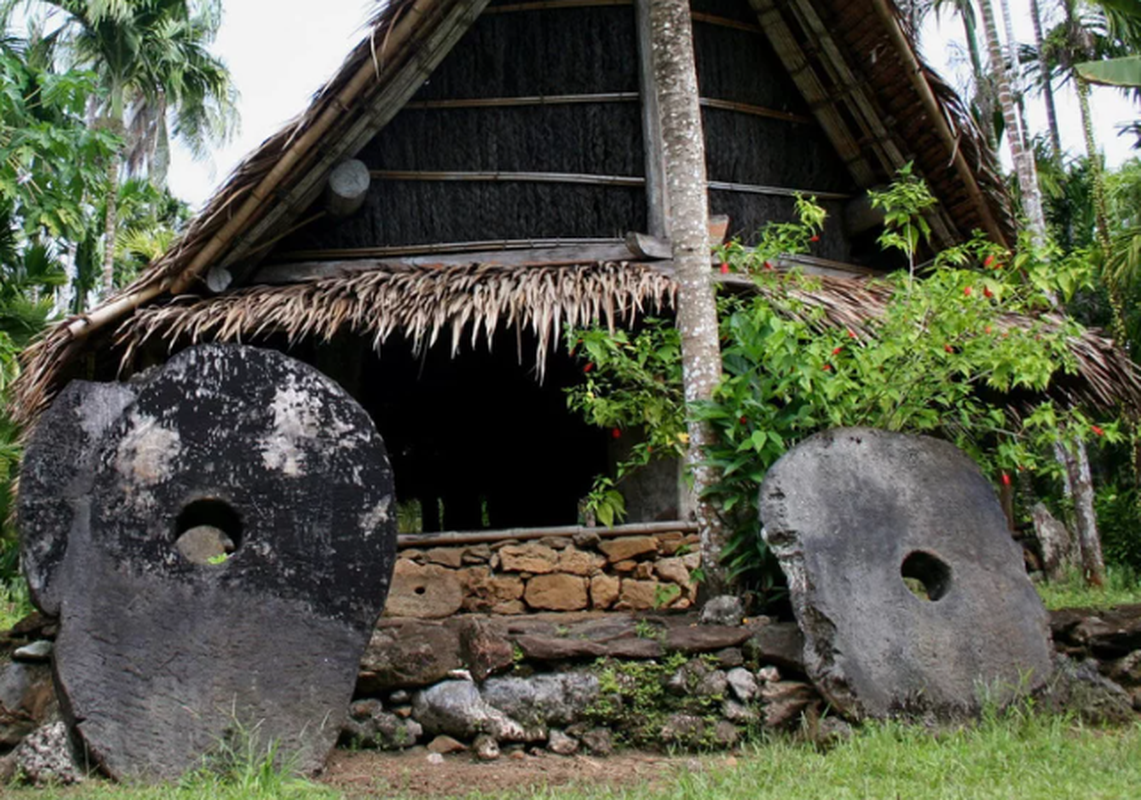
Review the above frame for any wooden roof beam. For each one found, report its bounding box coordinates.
[772,0,960,248]
[747,0,877,187]
[218,0,493,286]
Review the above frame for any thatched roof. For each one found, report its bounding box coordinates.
[3,0,1084,425]
[101,263,1141,417]
[117,263,676,376]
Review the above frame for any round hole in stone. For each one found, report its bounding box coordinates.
[414,586,427,595]
[900,550,952,602]
[174,498,242,566]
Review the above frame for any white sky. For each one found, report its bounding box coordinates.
[166,0,1141,209]
[167,1,375,209]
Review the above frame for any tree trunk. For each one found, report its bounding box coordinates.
[961,11,998,152]
[1078,80,1111,253]
[1075,78,1130,362]
[1064,438,1106,586]
[1029,0,1062,159]
[979,0,1048,246]
[647,0,727,595]
[102,149,120,297]
[982,0,1106,587]
[998,0,1031,152]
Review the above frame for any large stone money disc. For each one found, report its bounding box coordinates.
[19,344,396,780]
[759,427,1051,719]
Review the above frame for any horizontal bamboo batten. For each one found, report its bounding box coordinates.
[404,92,812,124]
[485,0,766,38]
[396,520,698,548]
[276,237,626,262]
[690,10,763,34]
[484,0,630,13]
[405,92,638,109]
[371,170,851,199]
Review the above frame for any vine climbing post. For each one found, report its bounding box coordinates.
[647,0,728,595]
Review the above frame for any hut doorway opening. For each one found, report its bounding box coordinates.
[312,331,611,534]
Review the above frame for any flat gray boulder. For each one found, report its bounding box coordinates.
[18,344,397,780]
[760,427,1051,720]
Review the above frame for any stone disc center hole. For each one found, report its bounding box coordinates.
[900,550,952,602]
[174,498,243,566]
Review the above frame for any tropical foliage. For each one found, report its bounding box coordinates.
[568,190,1118,598]
[0,4,228,600]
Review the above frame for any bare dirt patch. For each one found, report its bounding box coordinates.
[321,748,721,798]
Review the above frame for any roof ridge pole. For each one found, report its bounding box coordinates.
[868,0,1008,248]
[646,0,728,596]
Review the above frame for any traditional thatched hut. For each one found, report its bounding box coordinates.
[14,0,1141,534]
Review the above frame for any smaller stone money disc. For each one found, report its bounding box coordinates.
[759,427,1052,720]
[24,344,397,780]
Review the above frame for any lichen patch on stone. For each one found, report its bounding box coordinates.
[260,379,321,476]
[361,496,393,535]
[115,413,181,486]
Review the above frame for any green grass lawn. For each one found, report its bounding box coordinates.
[10,711,1141,800]
[1035,566,1141,610]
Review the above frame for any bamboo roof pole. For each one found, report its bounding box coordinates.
[168,0,443,294]
[869,0,1008,248]
[58,0,449,343]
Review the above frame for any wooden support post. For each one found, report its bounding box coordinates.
[325,159,371,218]
[635,0,669,238]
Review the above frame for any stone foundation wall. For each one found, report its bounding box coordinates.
[386,531,701,618]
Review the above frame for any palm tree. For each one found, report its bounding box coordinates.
[977,0,1049,241]
[38,0,237,294]
[1030,0,1063,158]
[916,0,1001,152]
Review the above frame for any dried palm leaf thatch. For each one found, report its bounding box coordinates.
[13,264,1140,429]
[104,263,1140,417]
[745,273,1141,415]
[117,261,675,377]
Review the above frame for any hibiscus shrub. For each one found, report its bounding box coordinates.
[568,193,1118,602]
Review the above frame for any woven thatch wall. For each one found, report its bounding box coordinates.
[694,0,858,251]
[275,0,861,255]
[276,4,646,252]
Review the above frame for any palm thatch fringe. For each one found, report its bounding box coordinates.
[748,274,1141,414]
[117,262,676,379]
[14,264,1140,429]
[99,263,1141,418]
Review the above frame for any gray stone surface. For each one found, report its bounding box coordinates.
[760,427,1052,720]
[412,681,529,741]
[699,595,744,626]
[760,681,818,729]
[546,728,579,755]
[0,661,58,747]
[19,380,137,615]
[1043,654,1135,726]
[481,674,600,728]
[342,700,422,750]
[12,640,52,662]
[13,722,85,786]
[473,733,500,760]
[18,344,397,780]
[742,622,805,674]
[358,623,463,692]
[726,667,758,703]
